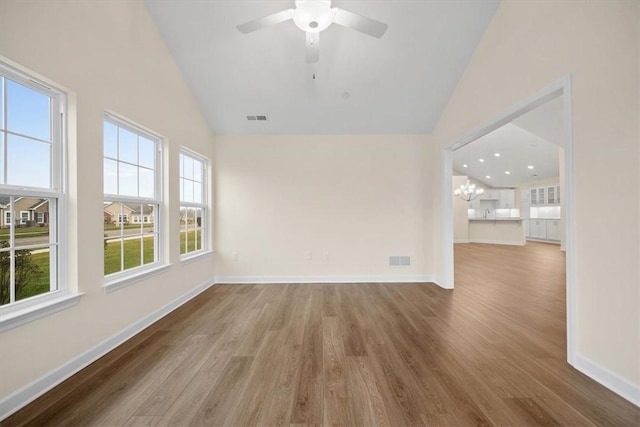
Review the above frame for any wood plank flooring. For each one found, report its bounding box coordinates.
[4,242,639,426]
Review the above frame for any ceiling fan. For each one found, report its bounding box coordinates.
[237,0,388,63]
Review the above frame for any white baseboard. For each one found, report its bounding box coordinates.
[574,353,640,407]
[0,279,216,421]
[214,275,434,284]
[469,239,525,246]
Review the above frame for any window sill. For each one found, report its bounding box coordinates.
[180,249,215,264]
[0,292,84,333]
[104,264,172,294]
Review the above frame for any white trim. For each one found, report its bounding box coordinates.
[453,239,470,244]
[441,76,576,365]
[180,249,215,264]
[0,292,83,333]
[574,353,640,407]
[468,239,525,246]
[0,279,215,421]
[104,263,172,294]
[214,275,435,284]
[525,238,561,245]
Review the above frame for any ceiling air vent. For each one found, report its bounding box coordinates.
[246,115,268,121]
[388,255,411,267]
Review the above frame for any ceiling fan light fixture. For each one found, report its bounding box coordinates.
[293,1,333,33]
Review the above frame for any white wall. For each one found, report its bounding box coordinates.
[214,134,436,281]
[452,175,470,242]
[0,0,215,400]
[434,0,639,390]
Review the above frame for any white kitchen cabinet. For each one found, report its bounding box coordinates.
[546,185,561,205]
[546,219,561,241]
[498,189,515,208]
[529,219,547,239]
[480,189,499,200]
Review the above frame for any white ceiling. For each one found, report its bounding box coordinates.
[144,0,499,135]
[453,95,564,188]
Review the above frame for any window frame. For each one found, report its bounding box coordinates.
[0,61,78,329]
[103,113,164,289]
[179,148,208,260]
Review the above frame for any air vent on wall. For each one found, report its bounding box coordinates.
[388,255,411,267]
[246,115,268,121]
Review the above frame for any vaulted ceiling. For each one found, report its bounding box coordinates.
[144,0,499,135]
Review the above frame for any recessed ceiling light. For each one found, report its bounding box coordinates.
[528,165,534,170]
[462,164,468,168]
[479,158,485,163]
[505,171,511,175]
[494,153,500,157]
[486,175,491,179]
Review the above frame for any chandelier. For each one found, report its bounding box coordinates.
[454,180,484,201]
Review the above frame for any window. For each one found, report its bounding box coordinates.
[36,212,44,223]
[0,63,65,308]
[103,115,162,281]
[179,150,207,257]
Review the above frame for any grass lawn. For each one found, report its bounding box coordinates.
[0,226,49,239]
[180,229,203,254]
[10,229,201,303]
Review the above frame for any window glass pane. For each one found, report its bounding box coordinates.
[104,237,122,275]
[0,130,4,185]
[104,121,118,159]
[183,179,194,203]
[0,77,4,130]
[179,178,185,202]
[14,247,51,302]
[194,182,202,204]
[193,159,202,182]
[118,162,138,197]
[139,136,154,169]
[183,156,194,180]
[7,134,50,188]
[14,198,50,245]
[139,167,154,198]
[179,207,187,255]
[118,127,137,164]
[195,208,203,251]
[179,153,184,177]
[123,236,141,271]
[104,159,118,195]
[0,247,9,305]
[143,234,155,265]
[6,79,50,141]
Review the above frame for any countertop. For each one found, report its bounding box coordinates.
[469,218,522,221]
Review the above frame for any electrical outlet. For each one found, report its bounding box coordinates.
[304,251,312,260]
[232,252,239,261]
[323,251,330,261]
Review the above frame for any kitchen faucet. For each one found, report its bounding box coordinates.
[485,209,491,219]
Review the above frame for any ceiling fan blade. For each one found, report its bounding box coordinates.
[306,31,319,63]
[331,7,388,38]
[237,9,295,34]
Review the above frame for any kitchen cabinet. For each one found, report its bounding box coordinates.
[546,185,561,205]
[529,219,547,239]
[529,185,560,206]
[546,219,561,241]
[480,189,500,200]
[498,189,515,208]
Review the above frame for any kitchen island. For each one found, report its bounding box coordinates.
[468,217,525,245]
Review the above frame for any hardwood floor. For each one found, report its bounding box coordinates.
[4,242,639,426]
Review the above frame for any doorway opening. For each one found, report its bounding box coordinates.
[440,77,576,365]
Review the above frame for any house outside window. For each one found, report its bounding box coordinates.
[103,114,162,282]
[36,212,44,223]
[0,63,66,307]
[179,149,207,257]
